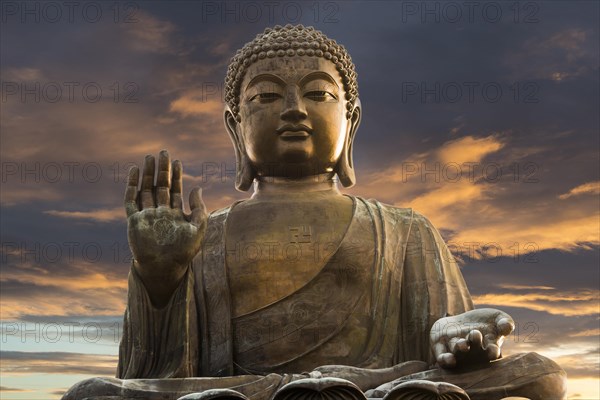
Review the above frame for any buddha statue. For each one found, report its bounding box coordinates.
[62,25,566,400]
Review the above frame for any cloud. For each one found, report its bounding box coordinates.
[559,181,600,199]
[2,262,127,292]
[120,11,178,54]
[0,186,65,207]
[543,346,600,380]
[497,284,555,291]
[349,134,506,200]
[1,263,127,319]
[451,215,599,254]
[349,134,600,255]
[1,4,598,397]
[1,288,126,320]
[44,207,124,223]
[436,135,505,165]
[1,351,117,376]
[169,96,223,117]
[506,28,595,81]
[542,29,588,62]
[2,67,44,81]
[567,378,600,399]
[472,290,599,316]
[0,386,30,392]
[569,329,600,338]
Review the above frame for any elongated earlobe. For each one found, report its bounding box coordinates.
[236,154,255,191]
[336,99,362,188]
[224,109,255,191]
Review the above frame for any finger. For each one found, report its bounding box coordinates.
[156,150,171,207]
[189,187,207,226]
[171,160,183,209]
[437,353,456,368]
[140,155,156,208]
[482,330,496,349]
[433,342,448,361]
[449,337,469,354]
[124,166,140,217]
[485,343,501,360]
[467,329,483,348]
[496,316,515,336]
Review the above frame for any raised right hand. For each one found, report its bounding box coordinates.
[124,150,207,307]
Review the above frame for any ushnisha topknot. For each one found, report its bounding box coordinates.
[224,24,359,121]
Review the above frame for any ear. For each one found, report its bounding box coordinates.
[336,98,362,188]
[224,108,255,191]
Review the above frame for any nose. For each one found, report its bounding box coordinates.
[280,85,307,121]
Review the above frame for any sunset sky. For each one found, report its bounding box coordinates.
[1,1,599,399]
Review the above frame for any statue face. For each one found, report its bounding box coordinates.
[236,56,350,178]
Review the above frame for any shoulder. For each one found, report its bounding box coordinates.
[207,198,248,223]
[350,195,434,226]
[348,196,446,244]
[208,205,231,221]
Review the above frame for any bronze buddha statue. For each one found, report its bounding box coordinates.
[62,25,566,400]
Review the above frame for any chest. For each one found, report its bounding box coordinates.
[225,197,354,316]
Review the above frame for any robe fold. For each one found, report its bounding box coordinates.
[117,196,473,380]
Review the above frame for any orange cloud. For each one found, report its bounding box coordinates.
[436,135,505,165]
[1,264,127,319]
[1,291,126,320]
[1,352,118,376]
[449,214,599,254]
[472,290,599,316]
[44,208,124,223]
[2,267,128,292]
[569,329,600,338]
[497,284,555,290]
[1,186,64,207]
[350,134,600,255]
[169,96,223,117]
[559,181,600,199]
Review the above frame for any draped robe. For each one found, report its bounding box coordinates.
[117,196,473,380]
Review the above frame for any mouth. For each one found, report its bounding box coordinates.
[276,124,312,139]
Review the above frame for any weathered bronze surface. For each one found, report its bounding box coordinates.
[62,25,566,400]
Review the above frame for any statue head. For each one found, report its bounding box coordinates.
[223,24,362,191]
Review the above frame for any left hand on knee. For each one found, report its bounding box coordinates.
[430,308,515,368]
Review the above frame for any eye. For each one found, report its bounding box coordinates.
[304,91,337,102]
[249,93,282,103]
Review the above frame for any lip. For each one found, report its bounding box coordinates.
[276,124,313,139]
[279,130,310,138]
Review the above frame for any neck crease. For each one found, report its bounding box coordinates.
[252,173,339,197]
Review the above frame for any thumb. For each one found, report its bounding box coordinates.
[189,187,207,226]
[496,312,515,336]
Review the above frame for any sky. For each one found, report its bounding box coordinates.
[1,0,599,399]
